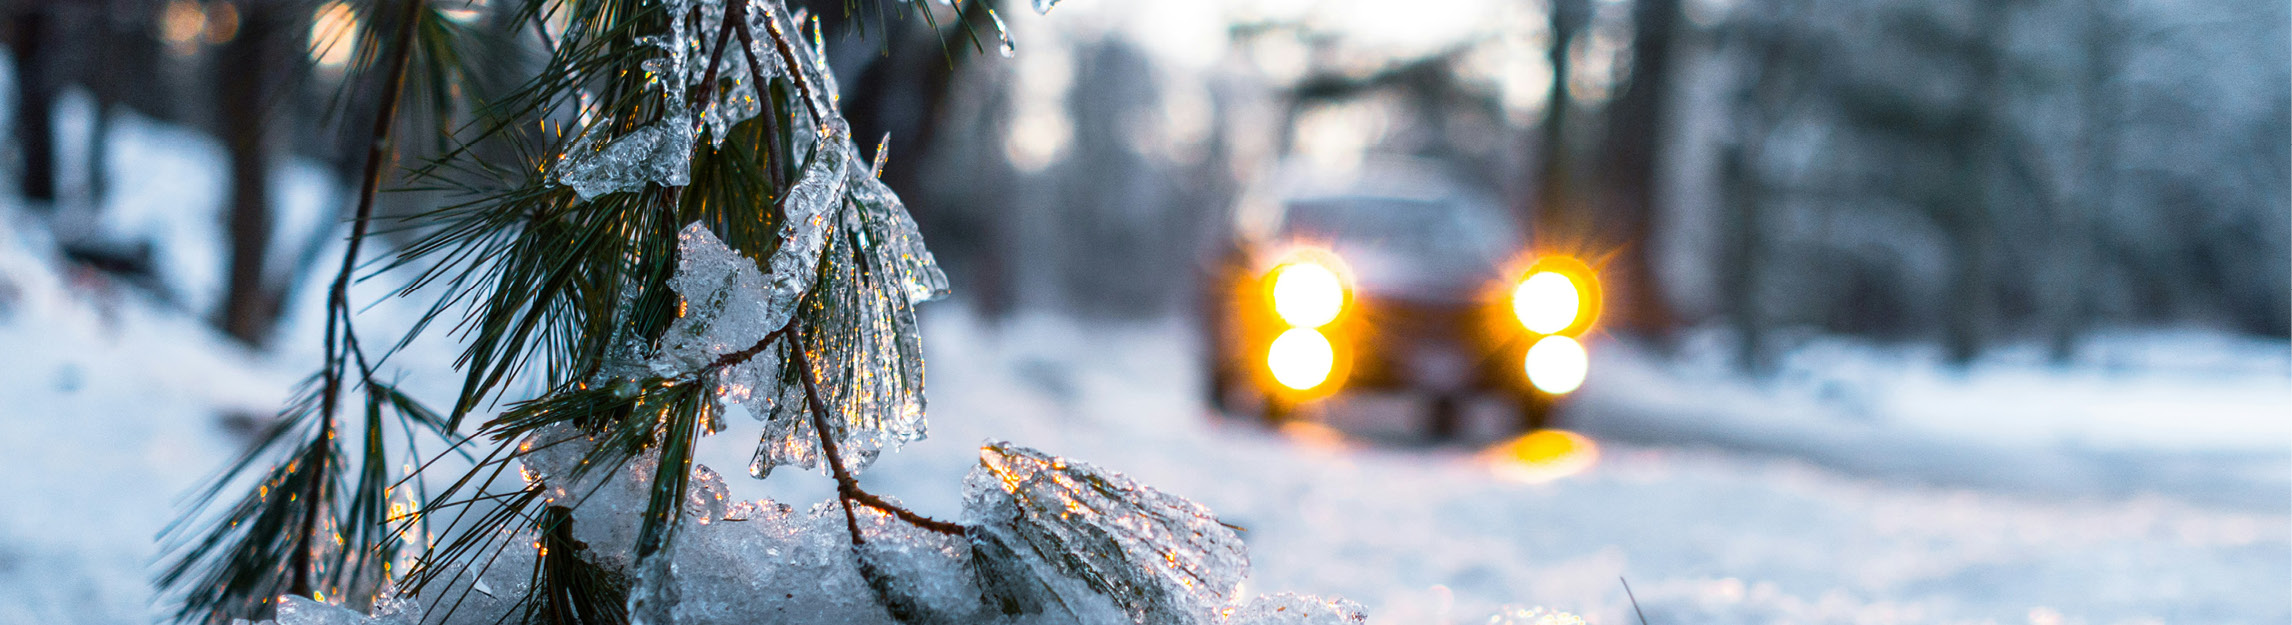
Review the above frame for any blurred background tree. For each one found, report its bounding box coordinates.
[3,0,2282,362]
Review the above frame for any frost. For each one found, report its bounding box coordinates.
[555,118,697,201]
[962,441,1249,625]
[1221,593,1368,625]
[1484,606,1588,625]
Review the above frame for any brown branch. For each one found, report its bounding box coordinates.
[295,0,429,598]
[727,0,786,189]
[786,327,967,537]
[755,0,828,128]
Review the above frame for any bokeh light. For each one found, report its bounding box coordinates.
[1512,271,1580,335]
[309,2,362,69]
[1525,334,1587,394]
[1271,262,1345,327]
[1486,429,1600,483]
[1267,328,1335,390]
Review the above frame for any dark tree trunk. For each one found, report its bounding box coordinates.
[1532,0,1591,245]
[1941,1,2010,366]
[217,5,280,346]
[1598,0,1682,337]
[10,7,56,207]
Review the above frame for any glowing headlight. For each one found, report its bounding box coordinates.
[1271,262,1345,328]
[1267,328,1335,390]
[1524,335,1588,395]
[1512,271,1580,335]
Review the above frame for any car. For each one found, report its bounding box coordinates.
[1201,156,1600,438]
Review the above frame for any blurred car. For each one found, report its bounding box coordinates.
[1201,156,1600,438]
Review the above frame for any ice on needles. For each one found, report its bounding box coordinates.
[962,441,1249,625]
[556,0,794,200]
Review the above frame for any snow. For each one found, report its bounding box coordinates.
[2,89,2288,625]
[1578,328,2292,511]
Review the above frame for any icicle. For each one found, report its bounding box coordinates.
[1221,594,1369,625]
[961,442,1249,625]
[986,8,1016,57]
[870,132,891,178]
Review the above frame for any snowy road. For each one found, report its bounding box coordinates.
[769,312,2290,625]
[2,216,2287,624]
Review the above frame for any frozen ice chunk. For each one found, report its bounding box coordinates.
[961,441,1249,625]
[627,542,682,625]
[1484,606,1588,625]
[652,223,777,378]
[555,117,697,201]
[850,501,985,623]
[1222,593,1368,625]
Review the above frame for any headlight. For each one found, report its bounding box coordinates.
[1267,328,1335,390]
[1271,261,1345,328]
[1512,271,1581,335]
[1524,335,1588,395]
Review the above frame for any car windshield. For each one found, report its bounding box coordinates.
[1278,195,1521,298]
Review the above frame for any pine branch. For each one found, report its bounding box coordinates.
[158,0,441,621]
[788,327,966,536]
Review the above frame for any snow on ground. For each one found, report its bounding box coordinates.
[1,108,2287,625]
[1578,328,2292,513]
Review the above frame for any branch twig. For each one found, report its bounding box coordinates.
[787,327,966,537]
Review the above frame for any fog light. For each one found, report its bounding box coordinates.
[1524,335,1587,395]
[1267,328,1335,390]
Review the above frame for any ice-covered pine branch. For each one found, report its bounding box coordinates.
[303,429,1368,625]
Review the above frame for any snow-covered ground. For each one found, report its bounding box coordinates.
[1,104,2288,625]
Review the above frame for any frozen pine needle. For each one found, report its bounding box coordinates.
[962,441,1249,625]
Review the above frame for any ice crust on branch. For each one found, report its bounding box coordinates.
[642,125,941,481]
[356,432,1393,625]
[556,119,698,201]
[963,441,1250,625]
[555,0,799,200]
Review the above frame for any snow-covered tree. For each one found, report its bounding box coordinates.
[153,1,1383,624]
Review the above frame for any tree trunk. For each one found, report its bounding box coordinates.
[9,7,56,207]
[1598,0,1682,337]
[217,5,279,346]
[1533,0,1590,245]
